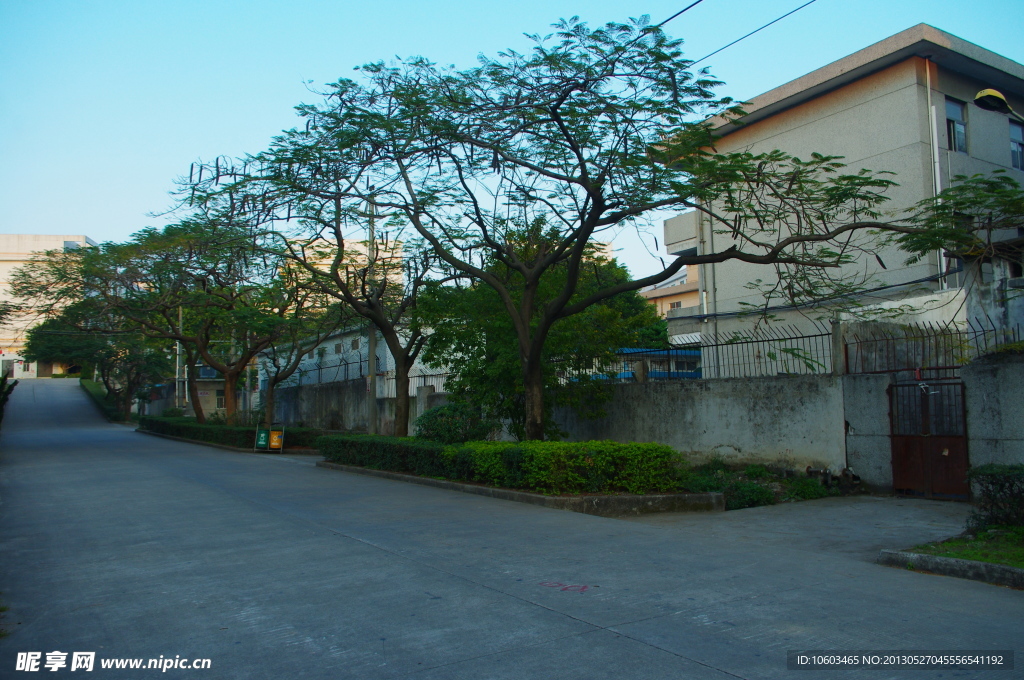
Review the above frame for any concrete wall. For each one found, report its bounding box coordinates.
[841,373,895,491]
[962,353,1024,466]
[272,378,421,435]
[553,376,848,472]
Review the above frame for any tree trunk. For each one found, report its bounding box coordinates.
[522,357,546,440]
[223,371,239,424]
[263,380,277,427]
[393,358,411,437]
[186,361,206,424]
[121,390,134,421]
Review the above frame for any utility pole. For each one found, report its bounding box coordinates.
[367,195,378,435]
[176,306,184,409]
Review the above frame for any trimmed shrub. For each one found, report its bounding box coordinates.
[967,464,1024,530]
[139,417,323,449]
[318,437,682,495]
[317,435,448,476]
[414,403,498,444]
[442,440,682,494]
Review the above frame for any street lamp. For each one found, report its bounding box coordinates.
[973,88,1024,123]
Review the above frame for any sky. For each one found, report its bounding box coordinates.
[1,0,1022,278]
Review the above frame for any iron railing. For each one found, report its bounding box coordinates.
[845,318,1021,378]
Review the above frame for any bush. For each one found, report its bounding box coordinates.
[782,477,832,501]
[967,464,1024,530]
[744,464,770,480]
[414,403,499,444]
[161,407,185,418]
[723,480,776,510]
[317,435,448,476]
[138,417,323,449]
[317,436,682,495]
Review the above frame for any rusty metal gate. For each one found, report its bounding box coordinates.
[889,381,969,500]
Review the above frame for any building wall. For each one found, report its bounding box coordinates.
[0,234,96,377]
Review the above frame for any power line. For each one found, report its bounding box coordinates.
[690,0,818,67]
[655,0,708,28]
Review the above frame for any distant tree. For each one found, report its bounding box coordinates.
[254,262,348,426]
[183,144,448,436]
[23,303,171,419]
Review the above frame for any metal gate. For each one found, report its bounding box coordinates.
[889,381,969,500]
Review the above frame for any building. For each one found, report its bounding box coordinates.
[638,266,700,318]
[0,234,97,378]
[663,24,1024,339]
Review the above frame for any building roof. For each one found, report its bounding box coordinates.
[713,24,1024,137]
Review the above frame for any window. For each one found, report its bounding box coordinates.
[946,99,967,153]
[1012,121,1024,171]
[351,338,360,350]
[334,343,342,354]
[669,301,682,310]
[216,389,225,409]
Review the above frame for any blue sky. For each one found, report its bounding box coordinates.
[1,0,1021,276]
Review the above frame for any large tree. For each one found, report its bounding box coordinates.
[418,226,663,439]
[277,16,999,439]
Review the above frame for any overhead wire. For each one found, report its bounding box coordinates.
[690,0,819,67]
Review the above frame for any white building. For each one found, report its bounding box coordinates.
[664,24,1024,339]
[0,234,97,378]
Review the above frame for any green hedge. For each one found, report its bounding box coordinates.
[80,379,124,422]
[317,436,681,495]
[317,435,448,476]
[139,417,324,449]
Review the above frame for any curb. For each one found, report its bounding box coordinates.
[135,429,322,456]
[316,461,725,517]
[876,549,1024,589]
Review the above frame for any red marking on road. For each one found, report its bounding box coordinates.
[538,581,590,594]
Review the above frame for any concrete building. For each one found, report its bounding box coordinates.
[639,266,700,319]
[0,234,97,378]
[663,24,1024,339]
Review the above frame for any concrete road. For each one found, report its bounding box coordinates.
[0,380,1020,679]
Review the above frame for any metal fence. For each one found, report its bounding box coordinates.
[281,357,449,397]
[844,318,1021,379]
[687,324,834,379]
[271,319,1019,395]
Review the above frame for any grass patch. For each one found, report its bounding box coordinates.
[80,379,125,422]
[676,456,843,510]
[910,526,1024,570]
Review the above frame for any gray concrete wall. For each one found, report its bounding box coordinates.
[962,353,1024,466]
[273,378,419,435]
[553,376,847,471]
[841,373,895,491]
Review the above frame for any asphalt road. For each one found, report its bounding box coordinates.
[0,379,1020,679]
